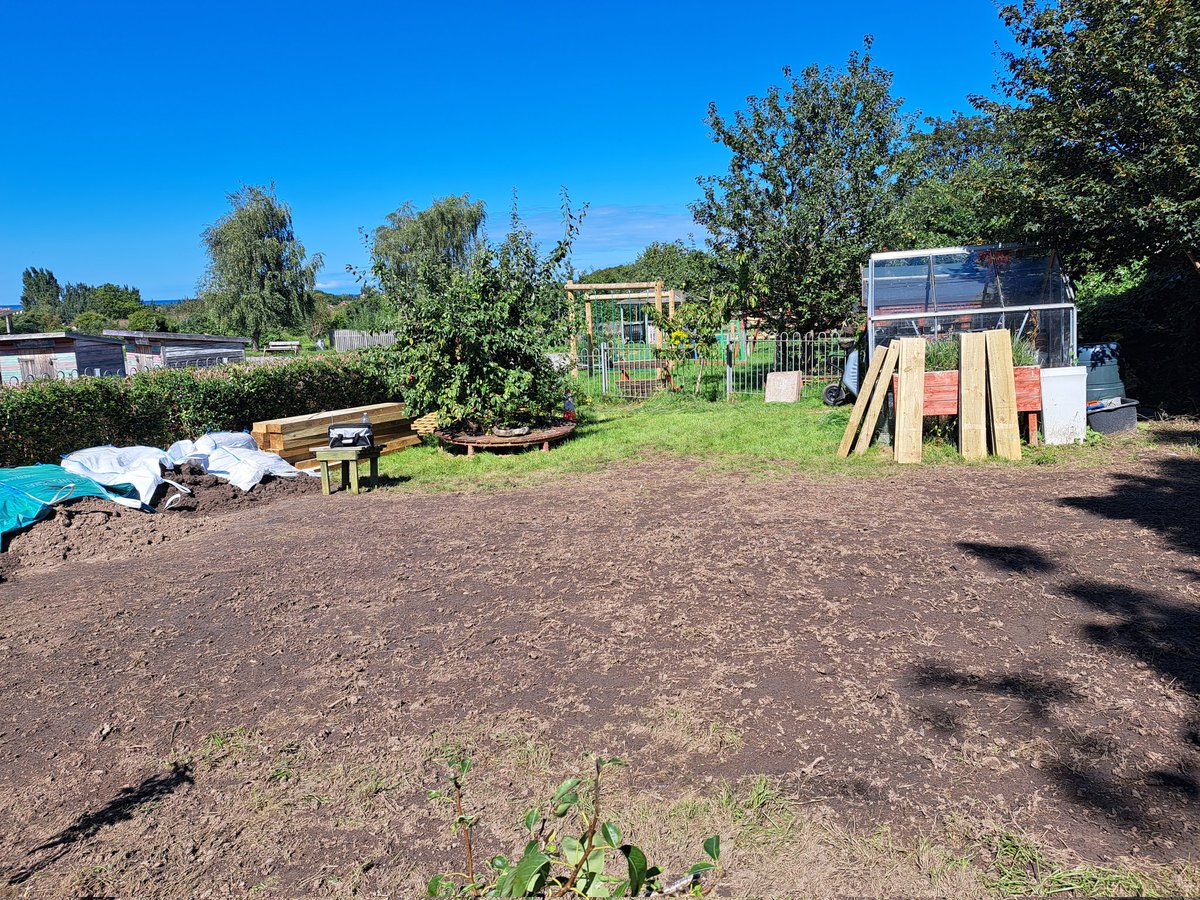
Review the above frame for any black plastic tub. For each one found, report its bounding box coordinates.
[1087,398,1139,435]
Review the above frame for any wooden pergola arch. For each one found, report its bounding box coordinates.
[563,280,681,361]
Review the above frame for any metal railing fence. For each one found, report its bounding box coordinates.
[571,331,846,401]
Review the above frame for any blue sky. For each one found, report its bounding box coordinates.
[0,1,1015,303]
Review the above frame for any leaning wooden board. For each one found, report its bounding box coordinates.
[985,329,1022,460]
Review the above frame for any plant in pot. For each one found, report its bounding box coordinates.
[369,196,582,437]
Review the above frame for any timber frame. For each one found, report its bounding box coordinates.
[563,281,681,361]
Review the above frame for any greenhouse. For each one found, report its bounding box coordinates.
[864,245,1077,367]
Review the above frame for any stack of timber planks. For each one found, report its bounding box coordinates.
[837,329,1022,464]
[251,402,420,470]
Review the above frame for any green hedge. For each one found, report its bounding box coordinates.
[0,350,407,467]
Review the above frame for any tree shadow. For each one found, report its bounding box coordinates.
[1067,579,1200,702]
[957,542,1057,575]
[912,661,1079,720]
[907,655,1198,830]
[5,762,194,885]
[1059,456,1200,558]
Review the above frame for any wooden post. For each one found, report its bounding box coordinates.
[958,332,987,460]
[894,337,926,464]
[985,329,1022,460]
[668,288,677,318]
[566,281,578,375]
[654,281,664,349]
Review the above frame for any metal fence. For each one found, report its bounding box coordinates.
[0,359,246,388]
[332,329,397,352]
[571,331,846,400]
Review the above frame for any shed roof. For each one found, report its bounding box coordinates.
[0,331,126,345]
[103,329,253,345]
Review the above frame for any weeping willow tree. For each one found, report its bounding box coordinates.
[199,184,323,347]
[369,194,486,302]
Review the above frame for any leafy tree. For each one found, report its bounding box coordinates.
[892,113,1022,249]
[582,240,727,298]
[11,308,62,334]
[692,39,911,333]
[20,267,61,311]
[71,311,110,334]
[199,184,323,347]
[368,194,486,300]
[91,284,143,319]
[992,0,1200,271]
[55,282,144,323]
[376,200,580,429]
[126,306,171,332]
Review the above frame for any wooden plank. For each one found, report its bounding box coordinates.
[894,337,926,464]
[853,342,901,455]
[275,434,420,467]
[258,417,416,449]
[958,332,987,461]
[836,344,889,458]
[258,402,404,434]
[564,281,661,291]
[985,329,1021,460]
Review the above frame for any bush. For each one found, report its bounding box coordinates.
[0,351,405,467]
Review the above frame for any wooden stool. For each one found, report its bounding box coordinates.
[313,445,382,495]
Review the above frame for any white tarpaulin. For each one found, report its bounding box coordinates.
[60,445,182,508]
[166,432,312,492]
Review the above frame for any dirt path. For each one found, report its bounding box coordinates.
[2,452,1199,896]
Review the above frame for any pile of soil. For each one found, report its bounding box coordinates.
[0,467,321,581]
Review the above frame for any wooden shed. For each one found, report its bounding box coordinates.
[0,332,127,385]
[103,330,252,370]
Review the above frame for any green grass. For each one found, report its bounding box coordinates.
[375,393,1170,493]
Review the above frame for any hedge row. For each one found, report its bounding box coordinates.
[0,351,407,467]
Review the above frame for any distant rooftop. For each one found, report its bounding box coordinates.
[104,329,252,345]
[0,331,125,344]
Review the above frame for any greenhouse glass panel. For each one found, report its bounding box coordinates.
[866,244,1076,367]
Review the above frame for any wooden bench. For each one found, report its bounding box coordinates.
[266,340,301,354]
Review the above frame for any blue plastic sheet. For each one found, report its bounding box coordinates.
[0,464,140,546]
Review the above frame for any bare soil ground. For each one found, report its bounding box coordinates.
[2,442,1200,897]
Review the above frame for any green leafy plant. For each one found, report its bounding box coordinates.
[374,197,581,431]
[922,334,1037,371]
[427,756,722,898]
[646,296,731,398]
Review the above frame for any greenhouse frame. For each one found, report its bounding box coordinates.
[864,244,1077,367]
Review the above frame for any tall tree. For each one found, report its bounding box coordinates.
[582,240,727,298]
[369,194,486,300]
[20,267,61,311]
[692,40,911,333]
[992,0,1200,271]
[892,113,1021,249]
[199,184,323,346]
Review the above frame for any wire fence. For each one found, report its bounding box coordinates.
[571,331,847,401]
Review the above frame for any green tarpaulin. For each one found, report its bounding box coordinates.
[0,464,140,546]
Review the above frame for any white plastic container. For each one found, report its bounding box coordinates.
[1040,366,1087,445]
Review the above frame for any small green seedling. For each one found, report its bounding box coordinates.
[427,755,722,897]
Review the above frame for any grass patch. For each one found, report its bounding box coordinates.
[377,393,1176,493]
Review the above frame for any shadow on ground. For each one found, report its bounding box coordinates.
[1060,457,1200,557]
[4,762,194,886]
